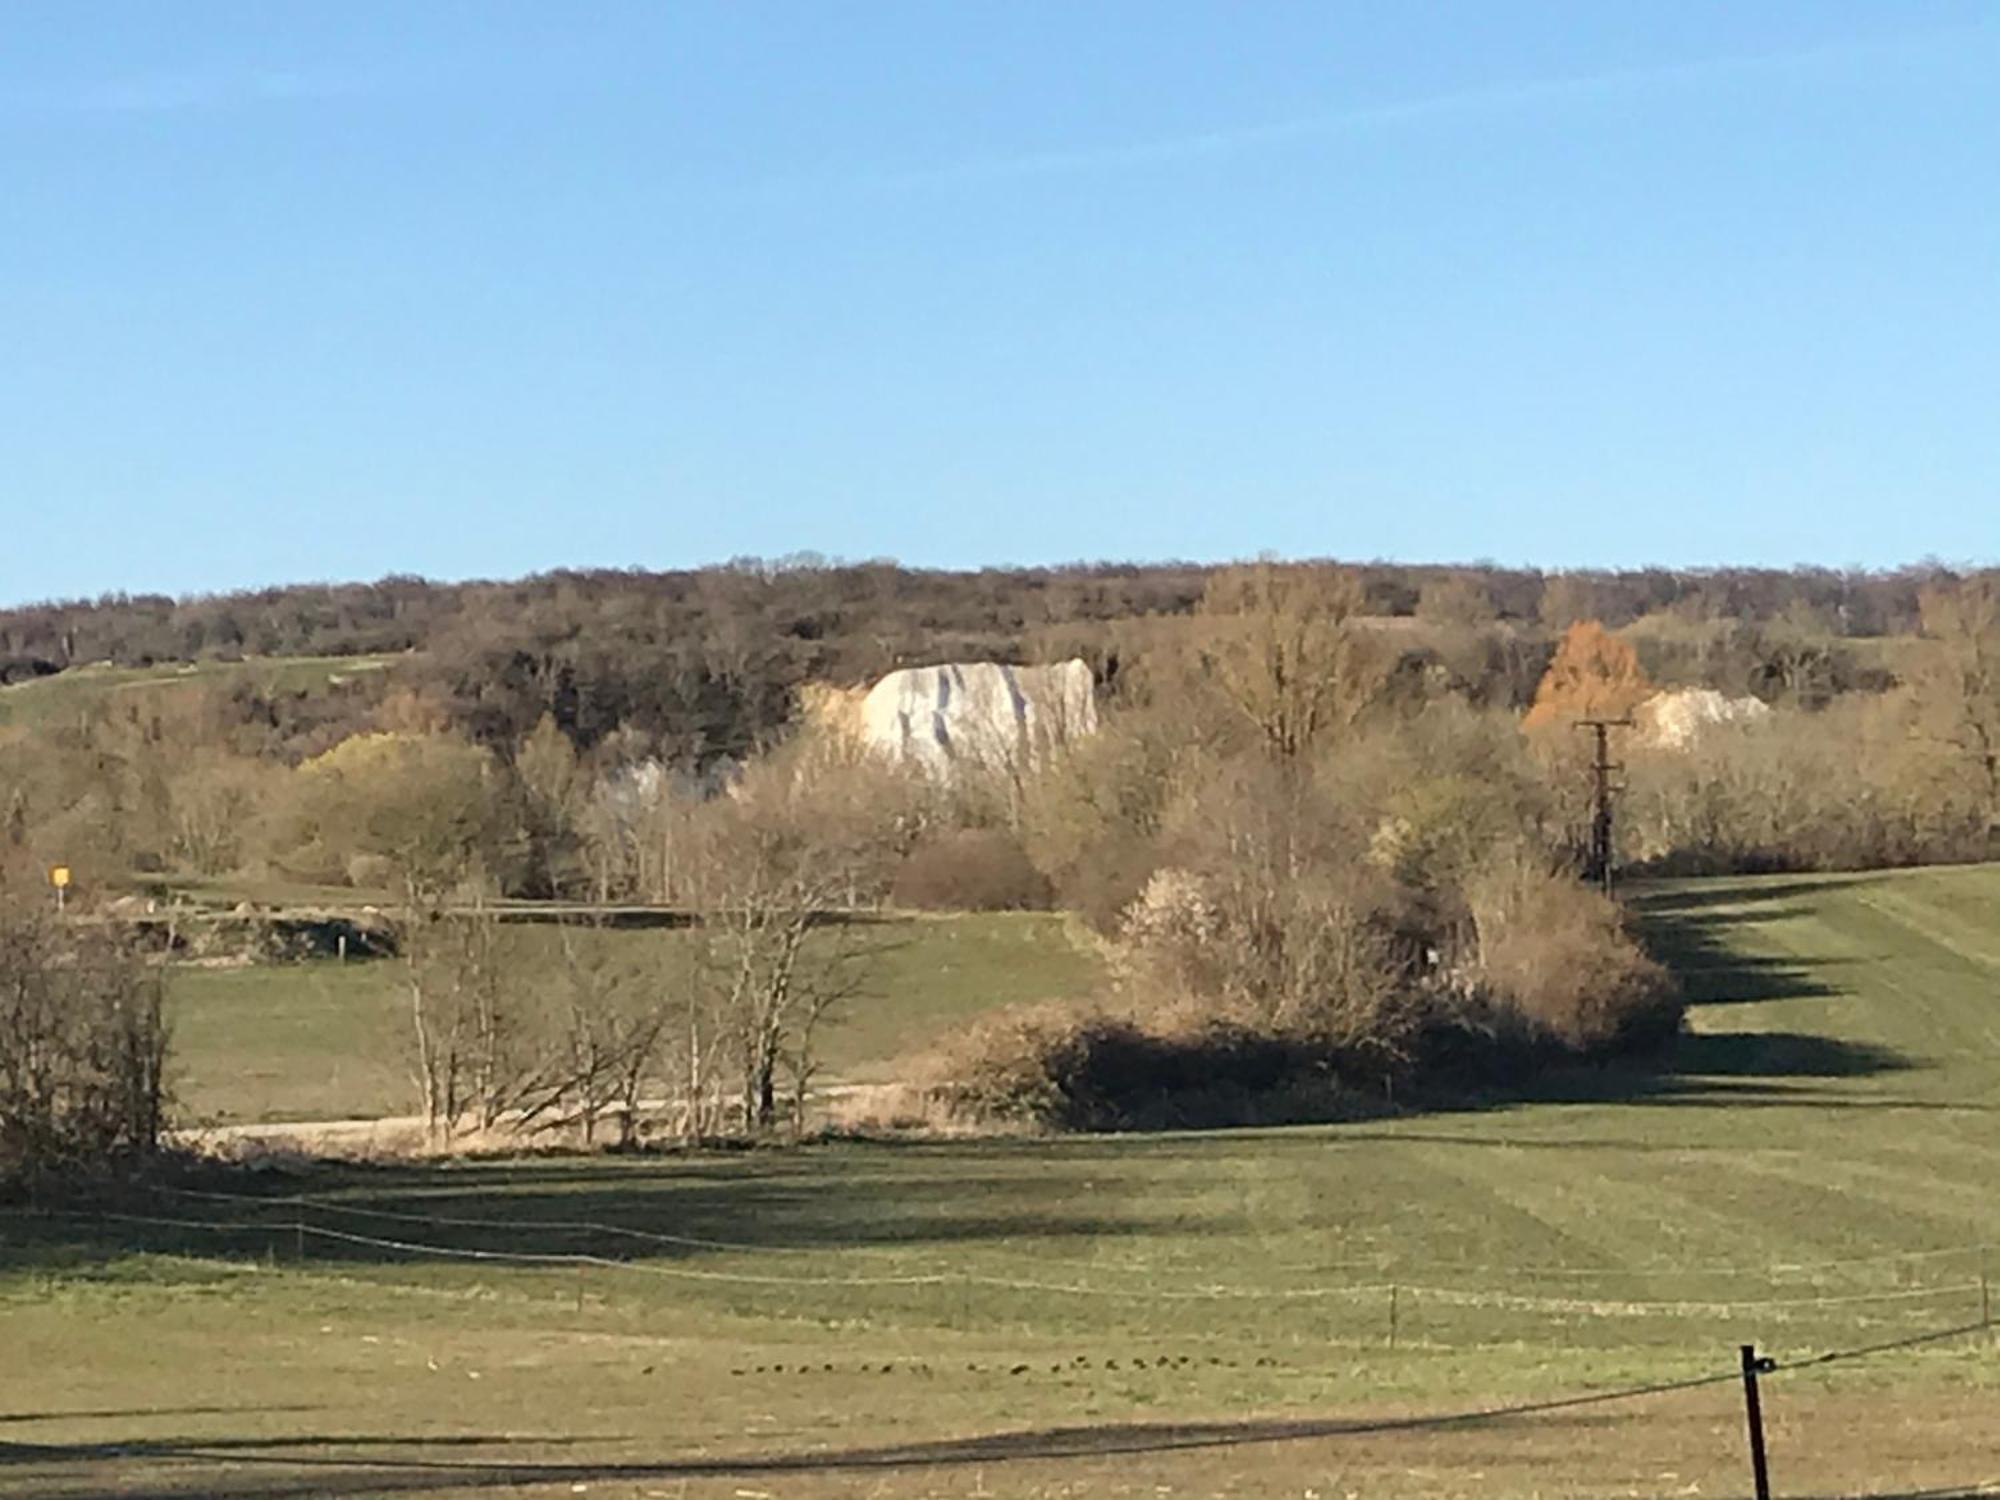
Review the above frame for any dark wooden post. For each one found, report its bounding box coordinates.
[1739,1343,1773,1500]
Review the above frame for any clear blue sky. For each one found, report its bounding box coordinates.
[3,3,1995,605]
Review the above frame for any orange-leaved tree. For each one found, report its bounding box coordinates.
[1522,621,1653,730]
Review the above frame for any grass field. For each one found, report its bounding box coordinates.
[166,912,1106,1123]
[6,865,2000,1498]
[0,653,396,730]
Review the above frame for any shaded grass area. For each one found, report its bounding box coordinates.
[10,1382,1998,1500]
[166,912,1104,1122]
[9,864,2000,1497]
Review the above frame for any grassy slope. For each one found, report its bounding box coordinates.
[8,866,2000,1498]
[0,653,395,729]
[166,912,1105,1122]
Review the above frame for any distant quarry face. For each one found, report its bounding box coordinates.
[804,658,1099,776]
[1634,687,1771,750]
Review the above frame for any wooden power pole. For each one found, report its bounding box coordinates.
[1574,718,1632,896]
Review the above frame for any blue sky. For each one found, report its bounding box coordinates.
[2,3,1995,604]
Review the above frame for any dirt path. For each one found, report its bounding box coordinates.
[174,1083,900,1159]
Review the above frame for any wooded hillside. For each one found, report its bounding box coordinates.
[0,559,1954,764]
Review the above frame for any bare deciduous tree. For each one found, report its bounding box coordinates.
[0,873,169,1188]
[1916,575,2000,840]
[512,715,589,897]
[402,901,581,1143]
[1197,563,1390,760]
[1141,754,1409,1047]
[681,752,893,1135]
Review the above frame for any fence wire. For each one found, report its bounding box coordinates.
[74,1193,1995,1321]
[11,1201,1999,1496]
[153,1181,2000,1282]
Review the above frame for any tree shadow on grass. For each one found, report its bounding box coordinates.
[1671,1029,1909,1079]
[0,1406,322,1428]
[0,1400,1652,1500]
[1632,873,1884,913]
[0,1432,615,1466]
[1436,876,1920,1119]
[0,1146,1215,1280]
[1633,884,1850,1009]
[1471,1016,1919,1115]
[14,1409,1992,1500]
[1451,1053,1929,1126]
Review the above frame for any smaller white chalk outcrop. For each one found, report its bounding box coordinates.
[1634,688,1771,750]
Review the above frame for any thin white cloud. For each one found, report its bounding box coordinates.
[855,23,1988,191]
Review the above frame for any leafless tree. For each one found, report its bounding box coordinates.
[1196,562,1391,760]
[681,754,894,1135]
[402,899,579,1142]
[1916,574,2000,841]
[0,873,169,1188]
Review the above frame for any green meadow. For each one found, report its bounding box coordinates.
[5,866,1999,1498]
[165,911,1106,1123]
[0,653,396,730]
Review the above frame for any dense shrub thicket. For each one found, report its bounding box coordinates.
[0,870,169,1190]
[913,596,1686,1130]
[889,829,1052,912]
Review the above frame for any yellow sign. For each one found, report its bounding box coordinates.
[49,866,70,889]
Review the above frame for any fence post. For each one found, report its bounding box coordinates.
[1387,1284,1399,1350]
[1739,1343,1774,1500]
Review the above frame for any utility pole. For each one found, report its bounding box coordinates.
[1574,718,1631,896]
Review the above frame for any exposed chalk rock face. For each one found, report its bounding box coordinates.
[1635,687,1772,750]
[856,659,1097,774]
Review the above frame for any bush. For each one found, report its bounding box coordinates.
[1622,698,1991,875]
[344,852,399,890]
[288,731,504,898]
[921,956,1681,1134]
[915,1003,1367,1131]
[0,878,170,1190]
[915,844,1684,1134]
[891,829,1052,911]
[1017,717,1179,932]
[1465,857,1680,1051]
[1139,756,1413,1043]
